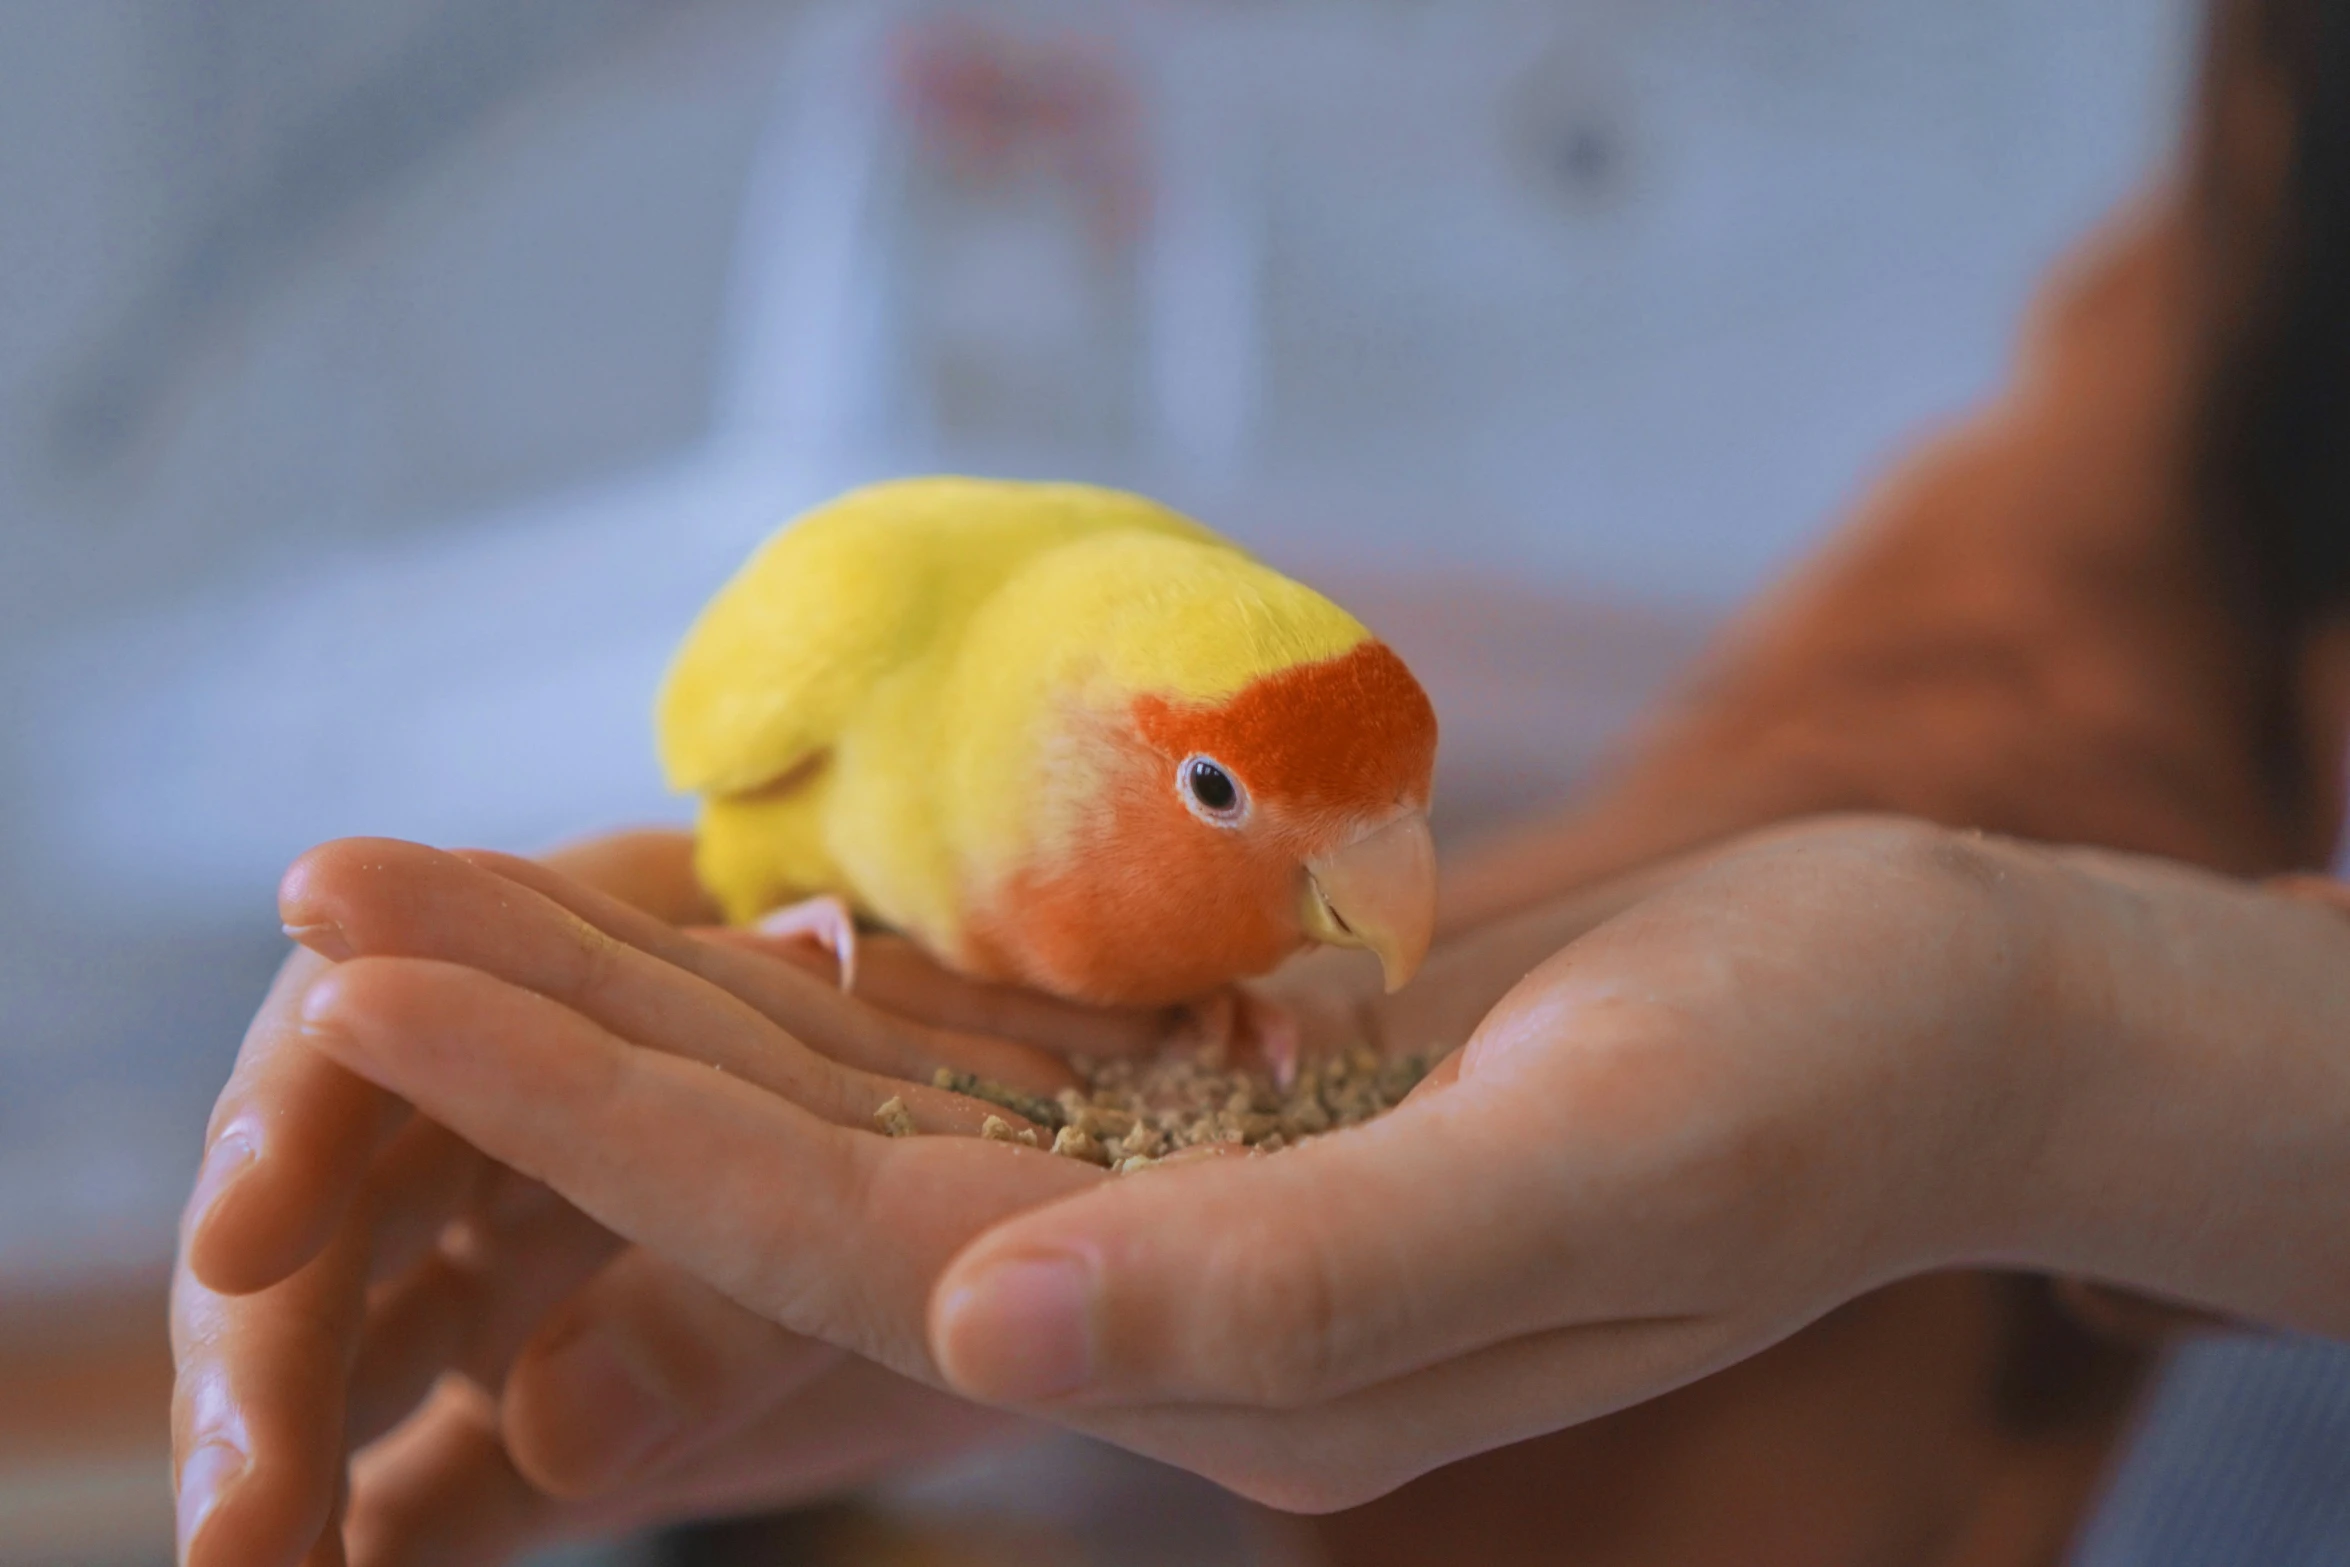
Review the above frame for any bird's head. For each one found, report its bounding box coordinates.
[950,535,1439,1006]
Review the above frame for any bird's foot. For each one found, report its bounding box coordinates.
[1179,987,1303,1088]
[753,895,860,993]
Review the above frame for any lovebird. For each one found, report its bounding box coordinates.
[655,477,1438,1014]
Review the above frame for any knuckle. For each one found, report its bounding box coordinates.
[563,918,628,1008]
[310,955,396,1028]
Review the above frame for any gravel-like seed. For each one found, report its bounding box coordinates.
[934,1068,1065,1129]
[1050,1125,1112,1166]
[941,1047,1432,1171]
[974,1114,1042,1149]
[872,1096,916,1138]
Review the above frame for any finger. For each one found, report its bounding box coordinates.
[374,1308,1754,1557]
[185,947,406,1296]
[175,1116,507,1567]
[305,950,1030,1141]
[193,830,716,1300]
[502,1251,844,1497]
[482,852,1077,1093]
[174,1196,373,1567]
[348,1350,1016,1567]
[345,1379,537,1567]
[692,928,1083,1093]
[614,1351,1018,1515]
[347,1195,621,1451]
[298,956,1104,1375]
[290,838,1058,1103]
[706,926,1183,1058]
[536,828,713,924]
[297,1475,350,1567]
[360,1117,492,1288]
[928,1047,1668,1410]
[452,844,995,1081]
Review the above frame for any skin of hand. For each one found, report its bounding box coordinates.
[176,810,2350,1567]
[171,825,1650,1567]
[173,829,1203,1567]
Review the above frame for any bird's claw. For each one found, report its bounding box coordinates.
[1179,987,1302,1088]
[754,895,860,993]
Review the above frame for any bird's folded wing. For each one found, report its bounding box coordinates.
[654,478,1226,797]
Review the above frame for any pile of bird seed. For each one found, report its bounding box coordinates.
[875,1046,1432,1173]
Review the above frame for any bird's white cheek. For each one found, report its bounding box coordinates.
[999,715,1130,879]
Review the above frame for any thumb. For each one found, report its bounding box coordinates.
[925,1061,1590,1411]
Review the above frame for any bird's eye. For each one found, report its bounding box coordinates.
[1178,754,1248,825]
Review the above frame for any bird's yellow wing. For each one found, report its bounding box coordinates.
[655,477,1226,797]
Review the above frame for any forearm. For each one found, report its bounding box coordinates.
[2001,847,2350,1337]
[1447,200,2317,929]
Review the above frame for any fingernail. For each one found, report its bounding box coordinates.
[531,1322,682,1485]
[296,978,346,1037]
[177,1440,245,1558]
[937,1253,1096,1402]
[185,1130,257,1239]
[282,921,355,961]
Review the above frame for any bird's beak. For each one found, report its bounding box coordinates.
[1299,809,1437,992]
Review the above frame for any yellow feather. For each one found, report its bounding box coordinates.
[655,477,1369,955]
[936,533,1366,886]
[656,477,1218,795]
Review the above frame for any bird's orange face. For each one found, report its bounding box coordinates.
[963,640,1439,1006]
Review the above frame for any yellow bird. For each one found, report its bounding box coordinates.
[656,477,1437,1010]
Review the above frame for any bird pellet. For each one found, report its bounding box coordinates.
[872,1095,916,1138]
[980,1114,1041,1149]
[928,1045,1430,1172]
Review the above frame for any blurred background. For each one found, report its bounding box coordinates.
[0,0,2195,1561]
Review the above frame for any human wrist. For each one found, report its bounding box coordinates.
[1821,824,2090,1278]
[1917,837,2135,1279]
[1996,848,2350,1334]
